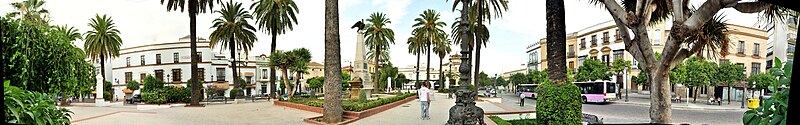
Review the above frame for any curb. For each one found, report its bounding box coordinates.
[614,101,748,111]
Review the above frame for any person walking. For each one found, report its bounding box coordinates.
[418,82,432,120]
[519,93,525,107]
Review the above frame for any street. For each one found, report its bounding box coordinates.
[496,93,745,124]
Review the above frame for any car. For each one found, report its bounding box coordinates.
[126,94,142,104]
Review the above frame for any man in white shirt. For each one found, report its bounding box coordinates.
[519,93,525,107]
[418,82,432,120]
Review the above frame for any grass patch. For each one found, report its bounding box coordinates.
[488,116,536,125]
[283,93,416,111]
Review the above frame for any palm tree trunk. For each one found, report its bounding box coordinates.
[439,57,444,88]
[282,68,291,99]
[323,0,344,122]
[416,54,420,88]
[188,0,201,106]
[473,42,481,88]
[270,31,278,97]
[545,0,567,83]
[230,37,239,91]
[291,71,302,98]
[100,54,106,82]
[375,45,381,89]
[426,41,431,84]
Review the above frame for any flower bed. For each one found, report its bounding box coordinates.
[285,93,415,112]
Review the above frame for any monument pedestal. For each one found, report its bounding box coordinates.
[362,88,373,98]
[350,88,362,99]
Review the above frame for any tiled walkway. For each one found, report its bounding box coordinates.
[351,93,506,125]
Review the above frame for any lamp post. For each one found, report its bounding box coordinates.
[446,0,483,124]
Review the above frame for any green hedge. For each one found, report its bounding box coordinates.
[142,87,189,104]
[103,91,112,101]
[286,93,416,112]
[488,116,536,125]
[535,81,582,125]
[488,116,512,125]
[4,81,73,125]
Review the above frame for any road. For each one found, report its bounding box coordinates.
[495,93,744,124]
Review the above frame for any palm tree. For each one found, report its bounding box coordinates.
[322,0,343,122]
[251,0,299,97]
[55,25,82,41]
[366,48,390,64]
[287,48,311,98]
[406,36,425,86]
[412,9,447,84]
[9,0,49,23]
[83,14,122,87]
[434,39,452,86]
[449,10,487,86]
[160,0,216,106]
[209,0,258,90]
[452,0,508,89]
[364,12,395,88]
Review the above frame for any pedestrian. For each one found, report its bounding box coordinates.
[418,82,432,120]
[519,93,525,107]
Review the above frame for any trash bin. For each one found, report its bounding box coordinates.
[747,98,760,109]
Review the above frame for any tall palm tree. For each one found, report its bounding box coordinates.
[406,36,425,86]
[209,1,258,90]
[287,48,311,98]
[83,14,122,87]
[251,0,299,97]
[434,39,452,86]
[412,9,447,84]
[55,25,82,41]
[364,12,395,88]
[9,0,49,23]
[449,10,488,86]
[366,48,390,64]
[322,0,343,122]
[160,0,216,106]
[452,0,508,89]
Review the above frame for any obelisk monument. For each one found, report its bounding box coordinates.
[352,20,373,97]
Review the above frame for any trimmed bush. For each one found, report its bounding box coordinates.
[229,88,243,99]
[4,81,73,125]
[103,91,112,101]
[165,87,190,103]
[438,88,449,93]
[488,116,512,125]
[535,81,582,125]
[141,88,167,104]
[126,80,140,91]
[142,75,164,92]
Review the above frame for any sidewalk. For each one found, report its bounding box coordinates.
[617,93,749,111]
[352,93,507,125]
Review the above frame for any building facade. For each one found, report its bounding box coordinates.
[765,12,798,70]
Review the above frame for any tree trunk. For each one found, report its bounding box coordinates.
[100,54,106,82]
[473,42,481,88]
[426,41,431,84]
[416,53,421,88]
[375,45,381,89]
[230,37,239,90]
[188,1,201,106]
[290,71,302,98]
[282,68,292,99]
[649,69,672,123]
[545,0,566,83]
[439,57,444,88]
[270,32,278,98]
[693,87,697,103]
[728,86,731,104]
[323,0,343,122]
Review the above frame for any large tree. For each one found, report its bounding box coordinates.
[209,1,258,90]
[714,61,744,103]
[8,0,49,23]
[452,0,509,89]
[434,38,452,86]
[322,0,343,123]
[288,48,312,98]
[536,0,583,124]
[610,58,631,92]
[574,58,612,82]
[251,0,299,97]
[407,36,425,85]
[365,12,396,88]
[509,73,528,91]
[412,9,448,84]
[588,0,791,122]
[267,48,311,99]
[83,14,122,87]
[160,0,216,106]
[671,57,718,102]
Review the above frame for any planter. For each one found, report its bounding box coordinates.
[275,95,418,123]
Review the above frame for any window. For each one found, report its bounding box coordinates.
[653,29,662,45]
[591,35,597,46]
[751,63,761,75]
[581,38,586,49]
[125,72,133,82]
[262,69,269,79]
[174,52,179,63]
[738,41,745,54]
[719,59,730,64]
[632,59,639,69]
[140,55,145,65]
[126,57,131,66]
[615,29,621,40]
[196,52,202,62]
[602,55,610,67]
[578,56,586,68]
[216,68,226,81]
[246,76,253,84]
[766,60,773,70]
[172,69,181,82]
[140,73,146,82]
[753,43,760,56]
[603,32,609,43]
[613,50,624,60]
[198,68,205,82]
[569,61,575,70]
[155,70,164,81]
[156,54,162,64]
[766,46,774,56]
[568,45,575,57]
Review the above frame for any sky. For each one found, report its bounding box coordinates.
[1,0,762,76]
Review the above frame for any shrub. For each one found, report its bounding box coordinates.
[535,81,582,125]
[126,80,140,91]
[103,91,112,101]
[438,88,449,93]
[4,81,73,125]
[342,93,415,111]
[229,88,243,99]
[508,119,536,125]
[165,87,190,103]
[141,88,167,104]
[142,75,164,92]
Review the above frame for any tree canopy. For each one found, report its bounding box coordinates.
[574,58,611,82]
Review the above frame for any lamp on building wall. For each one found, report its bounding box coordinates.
[167,74,171,83]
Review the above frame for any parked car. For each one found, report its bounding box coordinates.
[126,94,142,104]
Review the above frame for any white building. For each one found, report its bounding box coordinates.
[106,36,276,99]
[398,63,443,89]
[765,12,798,70]
[526,39,543,71]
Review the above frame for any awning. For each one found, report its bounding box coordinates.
[122,89,134,94]
[210,83,229,90]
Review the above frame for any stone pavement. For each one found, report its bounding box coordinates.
[618,93,749,111]
[352,92,508,125]
[68,100,317,125]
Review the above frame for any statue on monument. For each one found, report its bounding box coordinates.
[351,20,373,97]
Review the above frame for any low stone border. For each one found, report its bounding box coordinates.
[136,103,187,110]
[302,115,358,125]
[274,95,418,124]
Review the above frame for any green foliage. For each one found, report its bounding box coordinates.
[208,1,257,58]
[535,81,582,125]
[494,76,508,87]
[141,88,167,104]
[229,88,244,99]
[394,74,409,89]
[610,58,631,74]
[670,57,718,88]
[307,77,324,90]
[488,116,512,125]
[358,90,367,100]
[528,69,548,84]
[4,81,73,125]
[716,62,745,85]
[142,75,164,92]
[142,86,189,104]
[2,16,96,96]
[126,80,140,91]
[438,88,449,93]
[478,72,492,87]
[104,81,113,93]
[341,93,415,111]
[574,58,611,82]
[376,63,400,90]
[510,73,529,85]
[632,74,649,86]
[748,73,774,91]
[743,58,791,125]
[103,91,112,101]
[342,72,351,89]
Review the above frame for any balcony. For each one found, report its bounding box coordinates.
[568,52,576,58]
